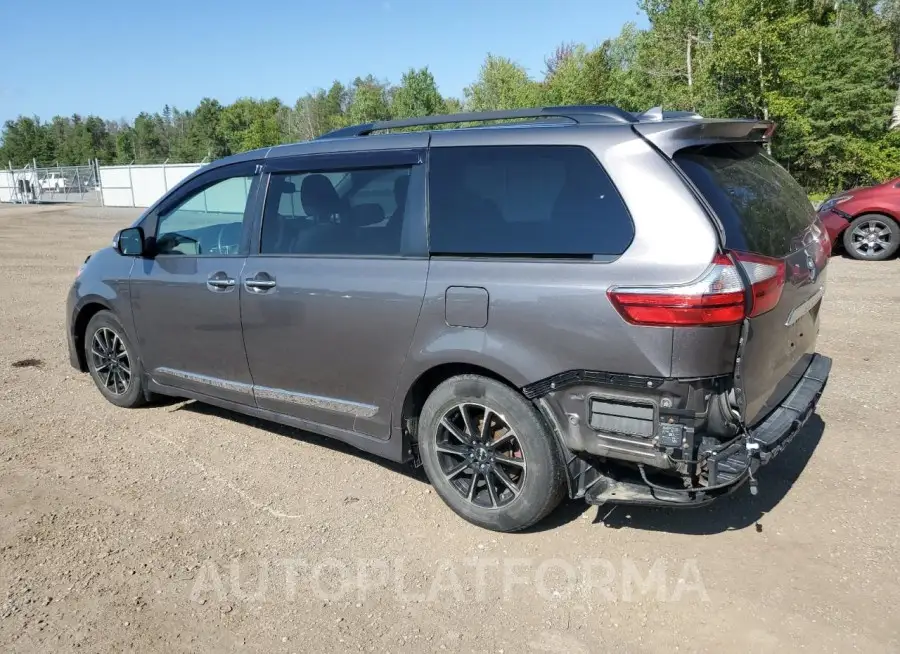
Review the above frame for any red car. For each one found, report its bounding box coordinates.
[818,177,900,260]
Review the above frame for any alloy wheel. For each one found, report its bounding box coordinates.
[90,327,132,395]
[850,219,892,257]
[434,402,526,509]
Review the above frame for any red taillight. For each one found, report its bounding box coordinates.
[820,227,832,257]
[813,220,832,262]
[736,252,786,317]
[608,252,785,327]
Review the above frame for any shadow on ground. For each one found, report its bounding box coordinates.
[594,415,826,535]
[165,398,824,536]
[171,399,430,485]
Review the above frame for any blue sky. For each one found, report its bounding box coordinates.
[0,0,647,124]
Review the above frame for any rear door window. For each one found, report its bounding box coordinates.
[260,166,412,256]
[675,143,817,257]
[427,145,634,257]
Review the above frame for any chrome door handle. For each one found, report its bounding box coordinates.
[245,279,276,290]
[206,274,236,292]
[244,272,276,293]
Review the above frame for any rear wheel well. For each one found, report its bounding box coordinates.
[849,211,899,226]
[401,363,518,440]
[73,303,108,371]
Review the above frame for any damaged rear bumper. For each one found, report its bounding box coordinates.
[584,353,832,508]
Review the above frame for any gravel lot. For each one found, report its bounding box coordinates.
[1,203,898,653]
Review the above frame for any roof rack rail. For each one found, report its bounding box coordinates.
[317,105,637,139]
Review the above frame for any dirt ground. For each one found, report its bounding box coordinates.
[0,203,898,653]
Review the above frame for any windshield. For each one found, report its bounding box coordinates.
[675,143,816,257]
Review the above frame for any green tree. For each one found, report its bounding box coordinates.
[629,0,712,111]
[132,112,168,163]
[188,98,227,160]
[543,43,616,106]
[705,0,806,123]
[219,98,283,154]
[0,117,55,165]
[345,75,392,124]
[324,81,349,129]
[880,0,900,128]
[47,116,73,162]
[443,97,464,114]
[464,55,543,111]
[786,10,898,190]
[605,22,650,111]
[115,125,136,163]
[293,88,345,140]
[391,67,446,119]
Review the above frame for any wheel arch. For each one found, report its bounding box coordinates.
[848,209,900,224]
[72,300,112,371]
[398,361,579,497]
[400,362,519,441]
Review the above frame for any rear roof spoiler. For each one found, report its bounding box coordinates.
[634,119,775,157]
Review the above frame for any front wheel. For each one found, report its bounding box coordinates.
[418,375,566,532]
[84,310,147,408]
[843,214,900,260]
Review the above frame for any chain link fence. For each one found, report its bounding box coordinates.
[0,161,101,205]
[1,159,206,208]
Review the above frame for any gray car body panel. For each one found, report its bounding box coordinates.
[633,118,771,157]
[66,247,137,369]
[240,256,429,439]
[67,115,822,471]
[131,255,254,405]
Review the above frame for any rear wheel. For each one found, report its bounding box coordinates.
[418,375,566,532]
[843,214,900,260]
[84,310,146,408]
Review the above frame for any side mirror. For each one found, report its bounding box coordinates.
[115,227,145,257]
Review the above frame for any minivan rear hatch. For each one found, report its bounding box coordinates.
[671,141,828,425]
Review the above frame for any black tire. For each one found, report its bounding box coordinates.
[418,375,566,532]
[842,214,900,261]
[84,310,146,408]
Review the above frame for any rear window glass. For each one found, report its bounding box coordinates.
[675,143,816,257]
[428,145,633,257]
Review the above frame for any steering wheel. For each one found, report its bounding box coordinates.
[157,232,199,255]
[216,225,232,254]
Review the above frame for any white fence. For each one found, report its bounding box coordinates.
[0,169,21,203]
[1,161,208,208]
[98,163,203,208]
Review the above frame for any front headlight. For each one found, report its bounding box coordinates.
[820,195,853,213]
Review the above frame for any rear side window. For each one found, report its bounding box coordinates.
[675,143,816,257]
[260,166,411,256]
[428,145,633,257]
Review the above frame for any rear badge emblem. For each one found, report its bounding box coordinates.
[806,251,817,283]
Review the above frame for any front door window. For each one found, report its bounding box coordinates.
[156,175,254,256]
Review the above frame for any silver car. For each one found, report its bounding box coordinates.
[66,106,832,531]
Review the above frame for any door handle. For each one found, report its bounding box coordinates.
[206,272,236,292]
[244,272,276,292]
[245,280,276,289]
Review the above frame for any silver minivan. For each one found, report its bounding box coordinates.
[66,106,832,531]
